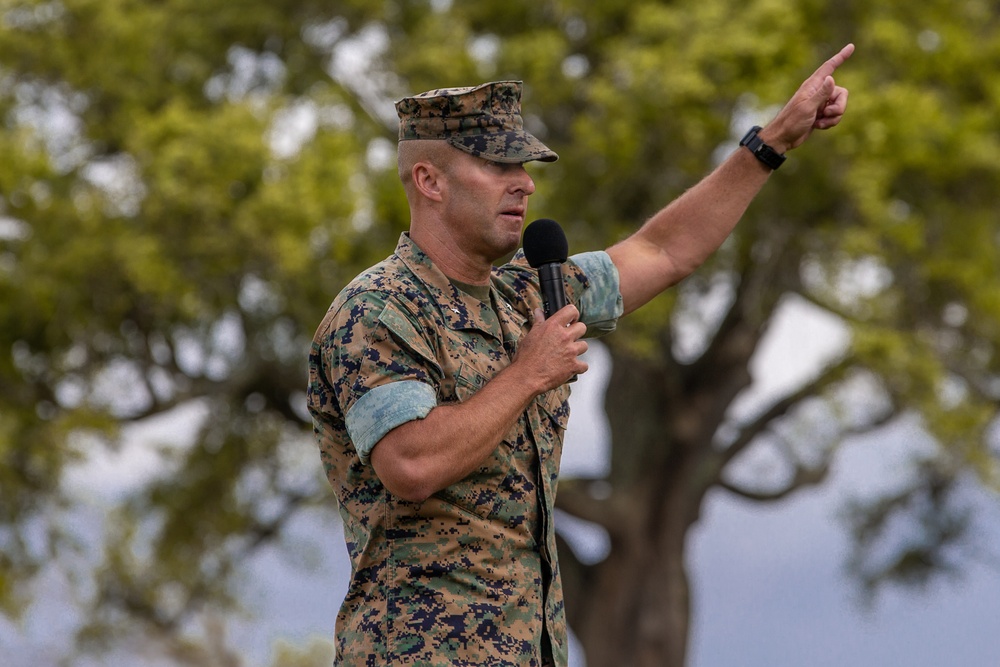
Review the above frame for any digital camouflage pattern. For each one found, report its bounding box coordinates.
[307,233,621,666]
[395,81,559,164]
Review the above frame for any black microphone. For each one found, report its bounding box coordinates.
[523,218,577,382]
[522,218,569,318]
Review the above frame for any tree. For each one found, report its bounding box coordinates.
[2,1,999,665]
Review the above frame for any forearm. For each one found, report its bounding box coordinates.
[609,145,773,314]
[369,359,543,502]
[643,144,771,276]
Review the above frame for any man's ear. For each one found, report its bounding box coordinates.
[412,162,445,202]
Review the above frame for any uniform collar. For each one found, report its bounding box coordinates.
[394,233,504,339]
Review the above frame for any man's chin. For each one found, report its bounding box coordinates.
[488,236,522,263]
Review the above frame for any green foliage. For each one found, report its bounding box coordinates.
[2,0,1000,663]
[267,638,335,667]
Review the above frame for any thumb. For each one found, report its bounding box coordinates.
[532,307,547,323]
[810,75,836,108]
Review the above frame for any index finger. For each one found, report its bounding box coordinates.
[810,43,855,82]
[548,303,580,326]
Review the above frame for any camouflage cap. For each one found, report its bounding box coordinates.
[395,80,558,163]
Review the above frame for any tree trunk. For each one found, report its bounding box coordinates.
[572,496,689,667]
[557,347,724,667]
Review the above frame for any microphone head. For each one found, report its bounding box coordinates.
[522,218,568,268]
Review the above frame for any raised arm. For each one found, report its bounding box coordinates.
[607,43,855,315]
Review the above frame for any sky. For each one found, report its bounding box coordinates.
[689,455,1000,667]
[682,298,1000,667]
[4,300,1000,667]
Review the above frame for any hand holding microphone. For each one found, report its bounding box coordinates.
[521,218,585,384]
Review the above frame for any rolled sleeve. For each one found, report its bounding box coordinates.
[345,380,438,465]
[569,250,624,337]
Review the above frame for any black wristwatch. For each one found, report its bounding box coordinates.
[739,125,786,170]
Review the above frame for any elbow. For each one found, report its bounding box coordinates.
[372,450,439,503]
[386,476,436,504]
[609,240,691,316]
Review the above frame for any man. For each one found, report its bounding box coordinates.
[308,43,853,666]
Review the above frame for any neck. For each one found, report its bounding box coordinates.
[410,222,493,286]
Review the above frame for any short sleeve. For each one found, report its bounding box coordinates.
[494,248,624,339]
[567,250,623,337]
[347,381,437,464]
[317,291,441,465]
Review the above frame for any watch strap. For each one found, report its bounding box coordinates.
[739,125,786,170]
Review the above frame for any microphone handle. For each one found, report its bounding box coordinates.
[537,262,568,318]
[537,262,577,383]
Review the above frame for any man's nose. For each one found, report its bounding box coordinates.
[512,166,535,195]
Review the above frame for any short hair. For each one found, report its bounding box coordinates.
[397,139,458,187]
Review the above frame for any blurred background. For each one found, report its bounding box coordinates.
[2,1,999,666]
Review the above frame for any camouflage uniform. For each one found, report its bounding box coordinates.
[307,81,622,666]
[308,233,621,665]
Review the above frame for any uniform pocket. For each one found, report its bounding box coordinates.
[536,385,571,432]
[453,361,489,401]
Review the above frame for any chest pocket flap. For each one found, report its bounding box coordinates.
[377,300,436,367]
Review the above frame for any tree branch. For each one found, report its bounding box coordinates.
[721,355,855,466]
[555,479,626,537]
[721,393,901,502]
[719,461,831,502]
